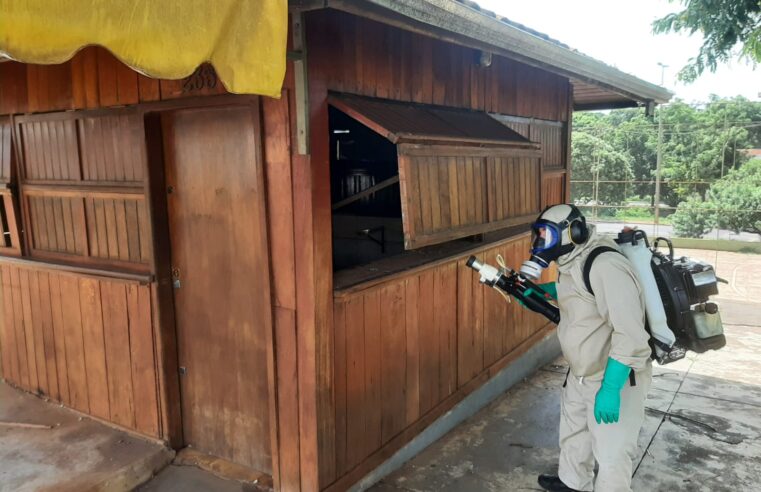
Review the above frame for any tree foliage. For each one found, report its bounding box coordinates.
[570,132,633,205]
[653,0,761,82]
[671,194,715,238]
[709,159,761,236]
[573,97,761,209]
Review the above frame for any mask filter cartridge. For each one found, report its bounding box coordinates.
[520,258,545,280]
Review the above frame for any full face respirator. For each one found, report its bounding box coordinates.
[519,205,589,280]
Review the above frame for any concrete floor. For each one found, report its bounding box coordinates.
[367,297,761,492]
[0,382,173,492]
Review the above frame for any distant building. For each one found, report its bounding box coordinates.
[743,149,761,160]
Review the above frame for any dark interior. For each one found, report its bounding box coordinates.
[329,106,405,271]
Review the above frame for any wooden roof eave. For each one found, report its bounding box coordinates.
[293,0,673,108]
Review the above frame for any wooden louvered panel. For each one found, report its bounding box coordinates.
[26,195,87,256]
[25,190,150,267]
[398,145,542,249]
[18,118,81,182]
[16,110,151,269]
[79,114,146,184]
[84,197,150,264]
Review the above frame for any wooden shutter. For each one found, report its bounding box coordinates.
[398,144,542,249]
[15,110,151,269]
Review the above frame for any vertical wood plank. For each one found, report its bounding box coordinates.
[273,306,301,490]
[436,263,457,398]
[363,290,382,457]
[60,275,89,412]
[19,269,41,392]
[101,282,135,429]
[344,296,366,469]
[380,282,406,444]
[79,278,109,420]
[48,273,70,405]
[0,266,19,384]
[333,299,347,475]
[404,276,420,426]
[126,284,159,436]
[10,267,30,389]
[29,272,53,397]
[417,268,438,415]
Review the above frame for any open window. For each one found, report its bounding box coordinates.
[0,118,21,255]
[329,94,543,271]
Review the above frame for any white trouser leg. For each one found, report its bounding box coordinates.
[558,373,595,491]
[588,364,651,492]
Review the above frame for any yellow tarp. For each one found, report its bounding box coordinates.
[0,0,287,97]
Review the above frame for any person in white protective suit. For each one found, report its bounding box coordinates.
[523,204,652,492]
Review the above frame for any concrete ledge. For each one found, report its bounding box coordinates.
[350,330,562,491]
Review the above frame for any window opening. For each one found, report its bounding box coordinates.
[330,106,404,271]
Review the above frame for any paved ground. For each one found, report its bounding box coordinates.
[0,382,173,492]
[367,251,761,492]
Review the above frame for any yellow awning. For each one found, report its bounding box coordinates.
[0,0,287,97]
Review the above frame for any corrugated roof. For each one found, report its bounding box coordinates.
[455,0,570,49]
[329,94,533,145]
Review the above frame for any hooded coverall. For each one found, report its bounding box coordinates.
[555,226,652,492]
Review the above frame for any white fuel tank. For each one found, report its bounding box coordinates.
[616,230,676,350]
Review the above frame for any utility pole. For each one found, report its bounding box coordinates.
[654,63,668,228]
[654,107,664,227]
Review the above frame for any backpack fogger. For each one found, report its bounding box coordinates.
[466,229,727,365]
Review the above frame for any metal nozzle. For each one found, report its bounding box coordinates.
[466,255,482,271]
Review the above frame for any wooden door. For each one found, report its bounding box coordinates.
[162,104,273,473]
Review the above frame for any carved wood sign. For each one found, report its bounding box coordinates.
[182,64,219,94]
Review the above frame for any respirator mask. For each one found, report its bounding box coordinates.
[520,205,588,280]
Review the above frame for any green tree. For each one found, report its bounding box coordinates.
[670,195,715,238]
[708,159,761,237]
[653,0,761,82]
[570,132,634,205]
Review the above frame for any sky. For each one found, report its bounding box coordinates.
[475,0,760,103]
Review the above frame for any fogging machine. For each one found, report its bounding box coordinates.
[466,256,560,324]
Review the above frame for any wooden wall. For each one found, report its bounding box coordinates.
[326,234,554,490]
[0,263,160,436]
[0,47,227,115]
[305,9,572,490]
[543,171,567,208]
[308,10,569,121]
[0,53,220,447]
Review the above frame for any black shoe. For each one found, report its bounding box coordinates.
[537,475,581,492]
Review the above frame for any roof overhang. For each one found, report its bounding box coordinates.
[290,0,673,110]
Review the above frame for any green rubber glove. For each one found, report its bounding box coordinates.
[594,357,631,425]
[519,282,557,307]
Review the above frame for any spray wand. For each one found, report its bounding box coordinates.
[466,255,560,324]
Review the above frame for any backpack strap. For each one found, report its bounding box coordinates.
[583,246,622,296]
